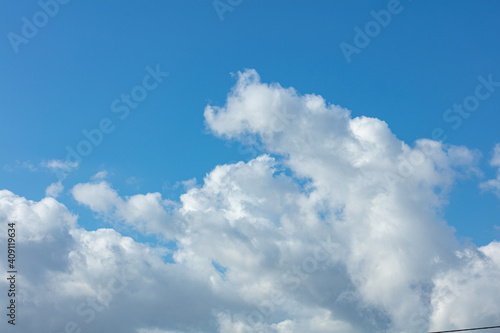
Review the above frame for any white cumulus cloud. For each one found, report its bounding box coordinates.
[1,70,499,333]
[45,181,64,198]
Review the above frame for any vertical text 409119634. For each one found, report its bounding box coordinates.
[6,221,16,325]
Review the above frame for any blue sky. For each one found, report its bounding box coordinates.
[2,1,500,332]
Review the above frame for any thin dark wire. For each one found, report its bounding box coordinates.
[429,325,500,333]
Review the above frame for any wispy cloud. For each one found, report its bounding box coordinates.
[45,181,64,198]
[41,159,78,172]
[3,160,38,172]
[40,159,79,181]
[91,170,108,181]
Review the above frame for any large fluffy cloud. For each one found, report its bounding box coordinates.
[0,190,238,333]
[202,70,491,332]
[1,70,500,333]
